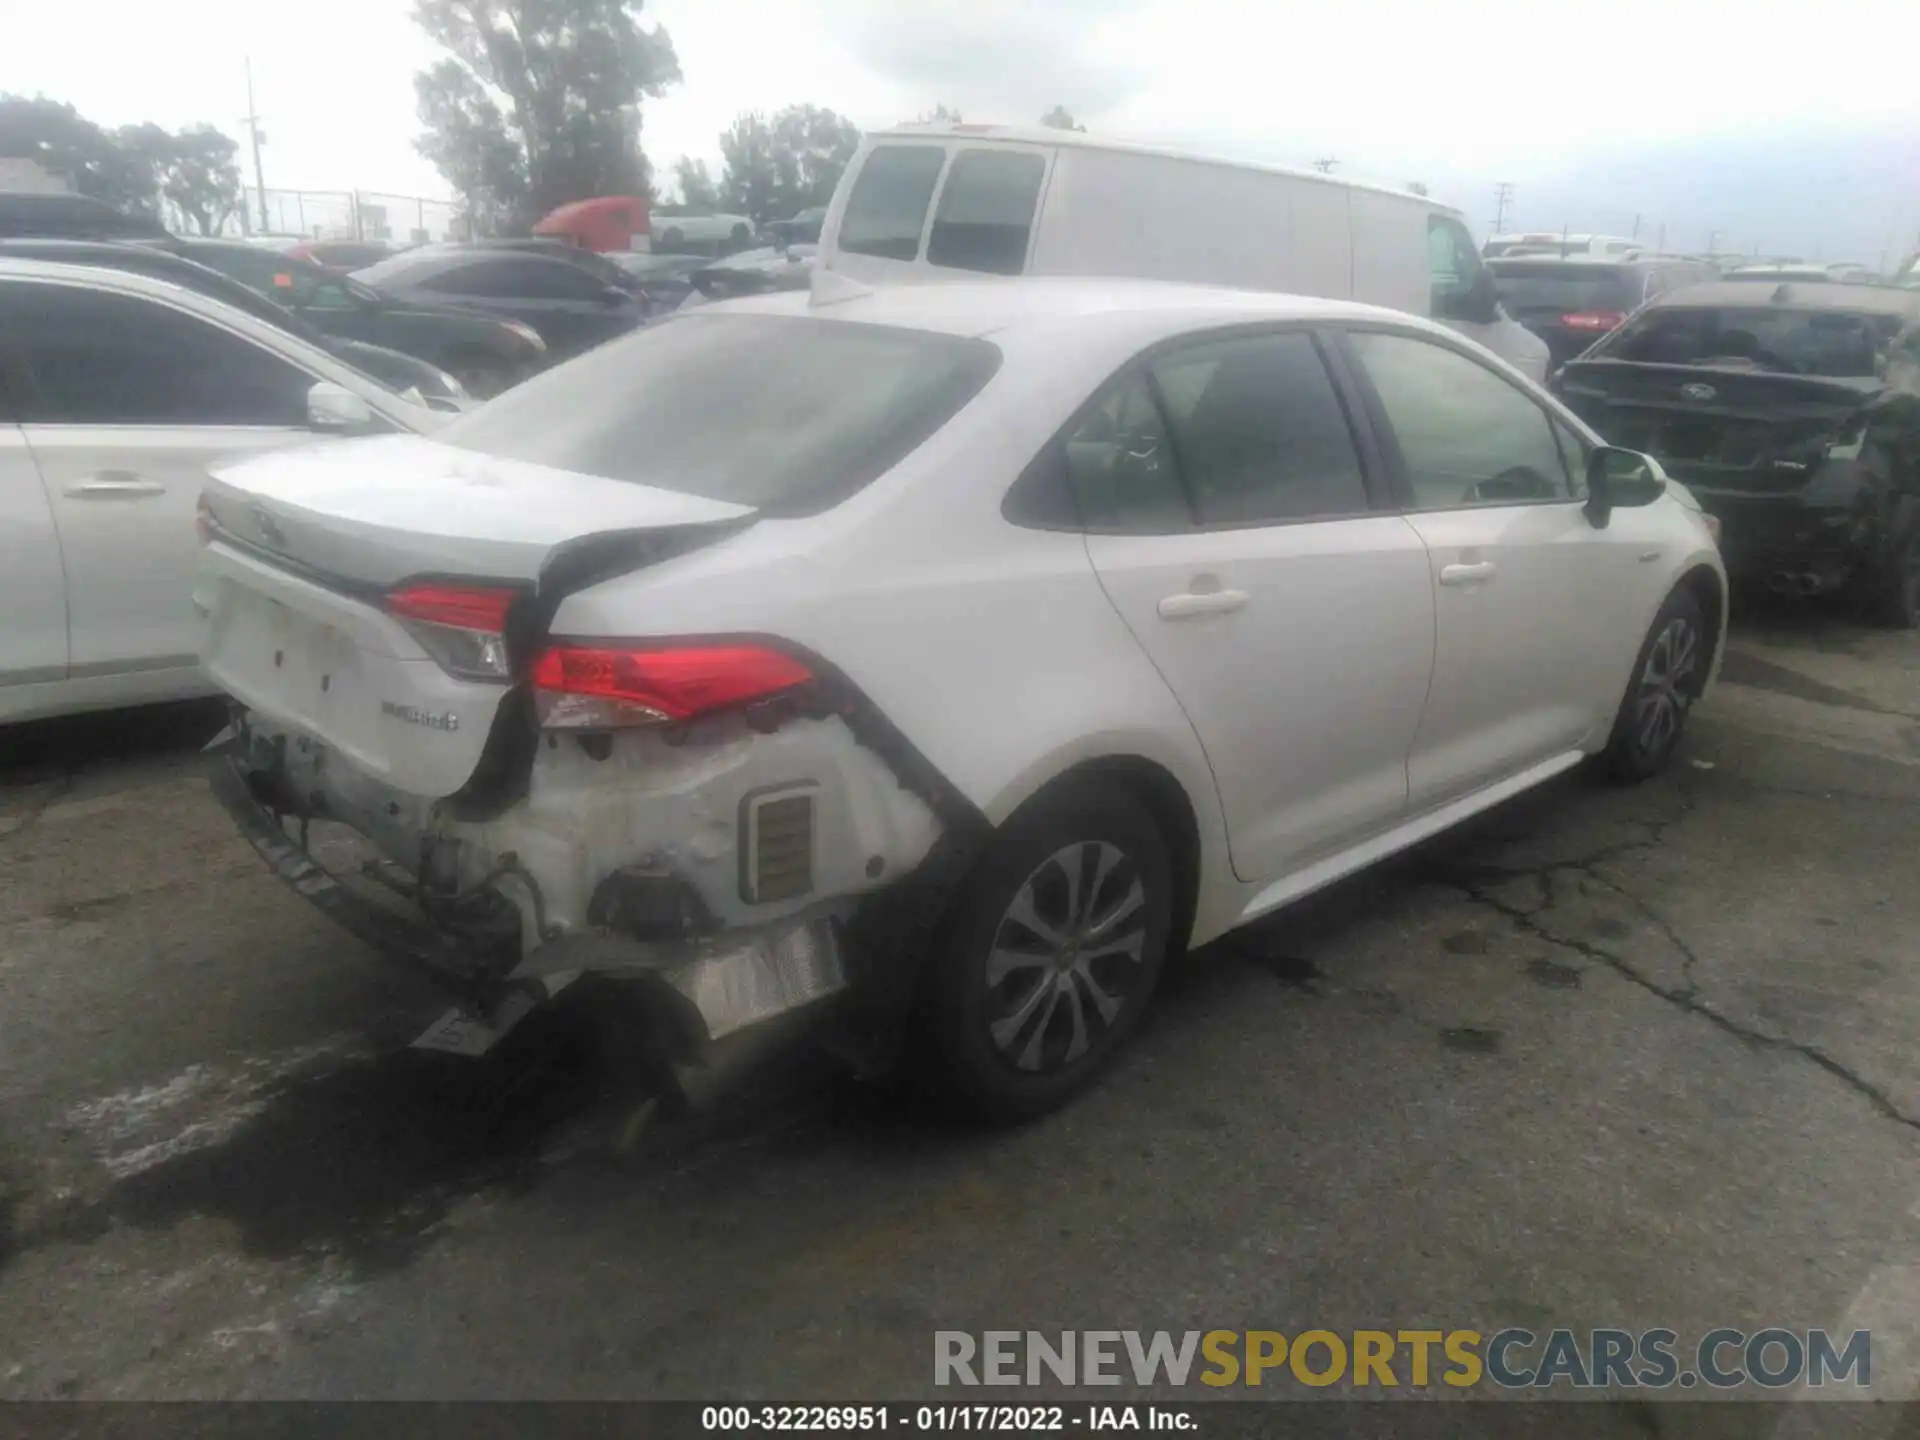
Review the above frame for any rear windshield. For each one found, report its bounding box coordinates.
[1483,239,1562,258]
[1600,305,1904,378]
[312,243,392,268]
[434,312,1003,515]
[1489,263,1640,313]
[348,251,447,286]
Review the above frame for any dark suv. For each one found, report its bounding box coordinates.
[1553,280,1920,624]
[1489,254,1718,367]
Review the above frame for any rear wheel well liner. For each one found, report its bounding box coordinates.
[997,755,1203,958]
[1675,563,1727,676]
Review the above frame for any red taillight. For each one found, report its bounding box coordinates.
[529,644,813,728]
[1561,311,1626,332]
[385,583,519,681]
[385,583,517,632]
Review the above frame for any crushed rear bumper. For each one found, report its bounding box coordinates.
[210,745,854,1059]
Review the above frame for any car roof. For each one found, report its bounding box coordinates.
[356,244,578,277]
[1642,279,1919,315]
[0,190,168,235]
[1488,232,1638,245]
[717,275,1463,345]
[1486,254,1652,270]
[865,122,1461,216]
[0,253,257,297]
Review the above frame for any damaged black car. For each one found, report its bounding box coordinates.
[1553,281,1920,624]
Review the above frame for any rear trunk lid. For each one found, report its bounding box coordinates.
[199,435,753,797]
[1555,360,1882,494]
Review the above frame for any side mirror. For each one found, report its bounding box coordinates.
[307,381,379,436]
[1584,446,1668,528]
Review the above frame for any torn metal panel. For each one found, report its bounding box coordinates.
[664,918,846,1041]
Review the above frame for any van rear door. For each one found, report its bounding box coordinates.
[823,138,1053,284]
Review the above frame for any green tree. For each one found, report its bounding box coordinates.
[410,0,681,230]
[0,95,158,214]
[717,104,859,223]
[670,155,719,211]
[1039,105,1084,132]
[153,125,244,235]
[415,61,527,233]
[1407,181,1429,197]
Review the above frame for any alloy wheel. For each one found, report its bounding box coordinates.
[1634,615,1700,757]
[984,841,1149,1074]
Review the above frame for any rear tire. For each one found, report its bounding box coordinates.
[1602,587,1709,782]
[916,782,1173,1122]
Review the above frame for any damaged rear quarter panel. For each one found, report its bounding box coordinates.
[450,713,943,949]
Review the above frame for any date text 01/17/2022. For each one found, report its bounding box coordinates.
[700,1405,1197,1431]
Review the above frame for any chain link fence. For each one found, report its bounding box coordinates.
[245,189,467,244]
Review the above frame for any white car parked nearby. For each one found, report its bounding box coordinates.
[200,276,1725,1118]
[0,259,439,724]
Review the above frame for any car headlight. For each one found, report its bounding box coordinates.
[500,319,546,352]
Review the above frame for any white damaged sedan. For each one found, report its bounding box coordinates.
[199,276,1725,1118]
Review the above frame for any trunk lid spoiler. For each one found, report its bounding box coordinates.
[203,434,755,591]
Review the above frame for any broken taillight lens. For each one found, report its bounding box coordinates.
[528,643,814,729]
[385,583,518,681]
[1562,311,1627,332]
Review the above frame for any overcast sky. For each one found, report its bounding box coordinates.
[6,0,1919,259]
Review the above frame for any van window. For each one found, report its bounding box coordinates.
[1429,216,1492,320]
[926,149,1046,276]
[839,145,946,262]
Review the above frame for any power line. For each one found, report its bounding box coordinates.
[1492,182,1515,233]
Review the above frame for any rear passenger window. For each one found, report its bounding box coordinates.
[926,149,1045,275]
[1149,332,1369,525]
[839,145,946,262]
[1059,371,1189,532]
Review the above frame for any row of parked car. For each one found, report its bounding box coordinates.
[0,190,820,401]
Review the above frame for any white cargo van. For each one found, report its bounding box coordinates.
[818,124,1549,381]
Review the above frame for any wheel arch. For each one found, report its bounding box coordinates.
[991,750,1215,957]
[1675,560,1728,688]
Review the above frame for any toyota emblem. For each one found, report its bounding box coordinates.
[251,503,286,548]
[1679,382,1717,402]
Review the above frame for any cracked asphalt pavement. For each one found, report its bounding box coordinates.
[3,603,1920,1420]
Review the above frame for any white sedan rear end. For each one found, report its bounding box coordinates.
[199,276,1725,1118]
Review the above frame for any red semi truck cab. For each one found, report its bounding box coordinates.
[532,196,651,253]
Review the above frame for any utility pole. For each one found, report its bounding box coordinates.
[1311,157,1337,174]
[1657,223,1666,251]
[1492,182,1515,233]
[1631,213,1640,239]
[243,57,269,236]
